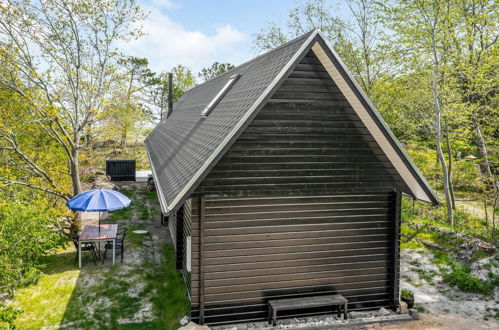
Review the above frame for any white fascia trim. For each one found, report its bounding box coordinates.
[166,30,320,212]
[312,38,436,204]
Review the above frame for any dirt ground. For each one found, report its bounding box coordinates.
[373,313,494,330]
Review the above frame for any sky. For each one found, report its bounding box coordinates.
[119,0,300,74]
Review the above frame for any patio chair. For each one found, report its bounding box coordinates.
[71,236,98,266]
[117,226,127,237]
[102,232,127,264]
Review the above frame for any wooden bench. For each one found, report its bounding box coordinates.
[268,294,348,326]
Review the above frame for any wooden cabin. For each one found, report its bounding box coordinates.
[145,30,439,326]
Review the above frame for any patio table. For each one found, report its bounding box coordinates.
[78,224,118,268]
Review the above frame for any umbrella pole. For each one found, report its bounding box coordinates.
[98,212,101,257]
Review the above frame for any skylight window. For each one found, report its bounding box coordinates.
[201,74,241,118]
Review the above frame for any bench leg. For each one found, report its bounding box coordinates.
[268,305,272,325]
[337,304,341,318]
[273,308,277,326]
[344,302,348,320]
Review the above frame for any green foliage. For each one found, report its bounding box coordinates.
[442,260,495,295]
[10,243,188,329]
[171,64,196,102]
[415,305,427,313]
[402,193,494,243]
[255,0,498,229]
[198,62,235,82]
[401,288,414,299]
[0,202,64,292]
[484,306,499,320]
[0,303,21,329]
[106,186,152,222]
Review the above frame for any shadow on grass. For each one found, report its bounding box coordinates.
[55,242,189,330]
[22,184,191,329]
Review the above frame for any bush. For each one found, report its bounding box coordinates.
[443,261,495,295]
[0,303,21,329]
[0,202,64,292]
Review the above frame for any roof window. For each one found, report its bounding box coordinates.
[201,74,240,118]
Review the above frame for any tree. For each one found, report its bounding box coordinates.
[0,78,71,200]
[382,0,498,225]
[145,65,196,123]
[105,56,157,150]
[382,0,457,225]
[171,64,196,102]
[198,62,235,82]
[0,0,144,202]
[253,0,390,97]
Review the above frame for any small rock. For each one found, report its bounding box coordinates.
[376,307,391,317]
[409,308,419,320]
[178,321,211,330]
[180,316,190,326]
[399,301,408,314]
[348,311,366,319]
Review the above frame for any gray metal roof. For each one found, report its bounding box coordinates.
[145,30,439,214]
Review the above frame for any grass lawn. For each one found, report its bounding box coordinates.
[10,184,189,330]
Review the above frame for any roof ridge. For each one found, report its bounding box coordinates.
[175,30,317,100]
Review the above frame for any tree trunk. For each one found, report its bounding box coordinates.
[473,119,493,178]
[444,117,456,210]
[430,31,453,226]
[70,145,82,227]
[492,193,498,244]
[70,149,82,197]
[121,122,128,150]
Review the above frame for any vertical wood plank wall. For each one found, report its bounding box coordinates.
[182,198,193,294]
[176,205,185,269]
[186,50,404,325]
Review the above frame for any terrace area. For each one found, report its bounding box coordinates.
[8,183,189,329]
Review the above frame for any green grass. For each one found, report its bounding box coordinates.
[484,305,499,320]
[431,251,497,295]
[442,261,494,295]
[106,187,154,222]
[10,186,188,330]
[144,245,190,329]
[11,243,188,329]
[415,305,427,313]
[126,225,148,248]
[106,187,138,222]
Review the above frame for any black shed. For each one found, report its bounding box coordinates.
[145,30,439,326]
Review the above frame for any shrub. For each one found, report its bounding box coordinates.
[0,303,21,329]
[0,202,64,292]
[443,261,494,295]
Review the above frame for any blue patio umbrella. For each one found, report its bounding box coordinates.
[66,189,131,229]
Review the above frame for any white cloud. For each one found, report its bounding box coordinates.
[118,4,249,75]
[149,0,182,10]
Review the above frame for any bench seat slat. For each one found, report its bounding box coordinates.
[269,294,347,310]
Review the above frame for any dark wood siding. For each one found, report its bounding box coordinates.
[182,198,193,294]
[189,51,402,325]
[176,205,185,269]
